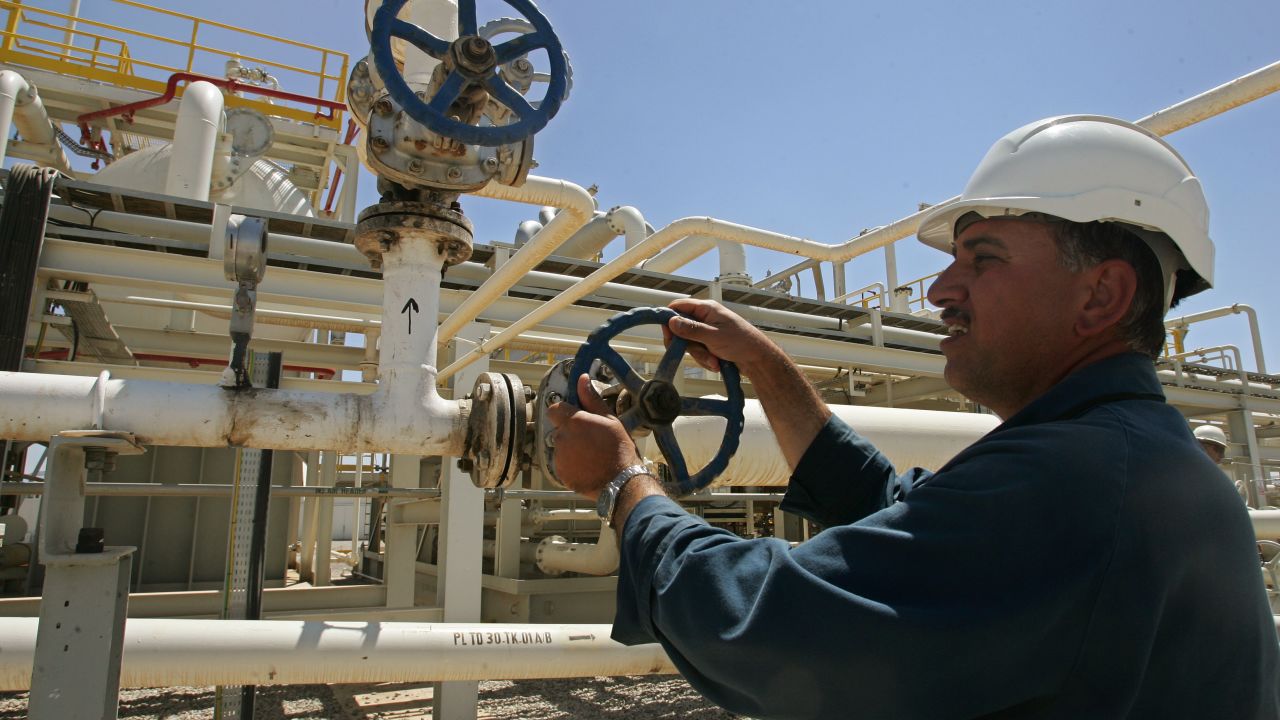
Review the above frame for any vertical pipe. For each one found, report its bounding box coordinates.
[0,71,24,166]
[133,448,158,591]
[164,80,224,202]
[314,451,336,586]
[186,448,205,590]
[61,0,82,52]
[378,241,445,379]
[403,0,457,85]
[298,451,318,584]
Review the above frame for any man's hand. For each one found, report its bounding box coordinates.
[665,299,778,375]
[545,373,643,501]
[668,298,831,470]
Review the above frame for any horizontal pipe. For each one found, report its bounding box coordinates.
[1165,304,1267,374]
[641,400,1000,487]
[0,371,464,455]
[0,482,441,499]
[1252,510,1280,539]
[0,618,675,689]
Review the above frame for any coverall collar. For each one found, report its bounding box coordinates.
[995,352,1167,431]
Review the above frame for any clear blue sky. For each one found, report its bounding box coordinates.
[59,1,1280,370]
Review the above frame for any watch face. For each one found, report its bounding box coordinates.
[596,485,615,519]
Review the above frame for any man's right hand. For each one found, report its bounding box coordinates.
[667,298,831,470]
[665,299,778,376]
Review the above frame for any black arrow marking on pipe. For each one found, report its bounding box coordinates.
[401,298,419,334]
[568,633,596,641]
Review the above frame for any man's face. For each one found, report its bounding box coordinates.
[1198,441,1226,465]
[925,218,1089,418]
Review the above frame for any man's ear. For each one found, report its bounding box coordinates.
[1076,259,1138,337]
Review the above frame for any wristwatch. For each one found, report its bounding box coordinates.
[597,464,655,527]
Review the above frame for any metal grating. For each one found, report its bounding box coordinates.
[45,289,136,365]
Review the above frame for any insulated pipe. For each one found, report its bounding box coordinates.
[439,215,943,380]
[164,80,224,202]
[1165,304,1267,374]
[611,206,648,251]
[717,239,750,284]
[0,70,72,172]
[1251,510,1280,540]
[641,235,717,274]
[437,180,604,344]
[404,0,456,85]
[0,618,675,689]
[536,525,619,576]
[639,400,1000,487]
[547,212,612,259]
[513,219,544,248]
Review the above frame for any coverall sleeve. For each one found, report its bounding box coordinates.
[778,414,931,527]
[611,423,1116,720]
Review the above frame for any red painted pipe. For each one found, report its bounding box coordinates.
[323,118,361,215]
[35,350,337,380]
[77,71,347,141]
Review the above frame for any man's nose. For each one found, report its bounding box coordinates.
[926,261,966,308]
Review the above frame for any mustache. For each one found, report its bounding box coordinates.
[940,308,970,323]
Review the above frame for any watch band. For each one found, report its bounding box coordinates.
[597,464,656,527]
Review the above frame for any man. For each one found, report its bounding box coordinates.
[1194,423,1229,464]
[548,116,1279,718]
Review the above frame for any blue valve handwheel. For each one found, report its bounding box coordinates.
[566,307,746,496]
[370,0,568,147]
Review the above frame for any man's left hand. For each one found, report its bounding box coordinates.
[546,373,642,501]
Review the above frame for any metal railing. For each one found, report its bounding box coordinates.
[0,0,348,129]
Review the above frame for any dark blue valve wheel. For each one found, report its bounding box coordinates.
[370,0,568,147]
[566,307,746,496]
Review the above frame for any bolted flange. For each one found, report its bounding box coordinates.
[355,199,473,268]
[461,372,530,489]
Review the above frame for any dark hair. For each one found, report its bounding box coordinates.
[1051,221,1168,358]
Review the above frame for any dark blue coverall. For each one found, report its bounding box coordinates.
[613,353,1280,719]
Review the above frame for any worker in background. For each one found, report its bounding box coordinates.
[549,116,1279,719]
[1194,423,1230,464]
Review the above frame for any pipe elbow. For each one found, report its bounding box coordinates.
[177,80,226,122]
[0,70,28,101]
[535,525,619,576]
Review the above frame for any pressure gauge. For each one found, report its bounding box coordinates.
[225,108,274,158]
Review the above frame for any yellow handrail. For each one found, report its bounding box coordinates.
[0,0,348,129]
[894,271,941,313]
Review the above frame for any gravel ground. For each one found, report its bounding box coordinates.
[0,676,743,719]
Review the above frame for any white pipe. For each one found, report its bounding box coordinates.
[536,525,619,576]
[405,0,456,84]
[436,179,604,343]
[717,239,749,284]
[641,235,716,274]
[545,212,612,259]
[527,507,597,526]
[61,0,82,51]
[0,618,674,689]
[0,244,464,454]
[164,81,224,202]
[1166,304,1267,374]
[438,215,936,380]
[0,70,72,172]
[611,206,648,251]
[45,204,369,268]
[1136,60,1280,136]
[1252,510,1280,540]
[639,400,1000,487]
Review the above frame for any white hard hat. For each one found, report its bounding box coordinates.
[1193,424,1229,448]
[917,115,1213,306]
